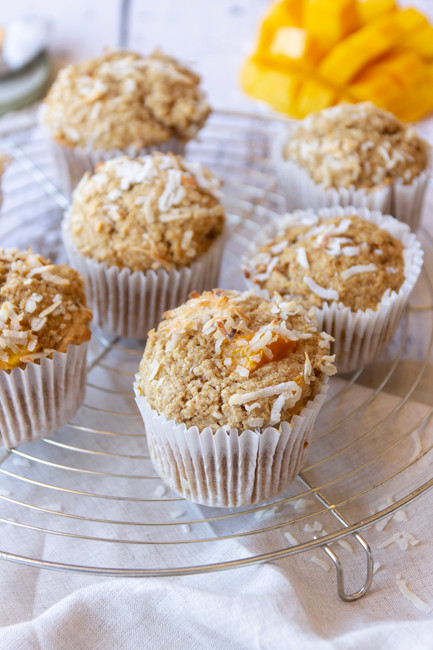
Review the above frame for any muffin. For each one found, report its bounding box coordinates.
[134,288,336,507]
[273,102,430,230]
[63,152,226,338]
[42,49,211,195]
[0,248,92,448]
[243,207,423,373]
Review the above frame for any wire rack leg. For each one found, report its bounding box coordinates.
[299,474,374,602]
[320,533,373,602]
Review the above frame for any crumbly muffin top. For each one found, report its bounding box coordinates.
[43,50,210,150]
[68,153,225,271]
[137,289,336,432]
[0,248,92,371]
[243,213,405,312]
[284,102,429,190]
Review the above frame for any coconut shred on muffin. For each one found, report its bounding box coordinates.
[67,152,225,270]
[136,289,336,432]
[0,248,92,370]
[42,50,210,151]
[243,213,405,312]
[284,102,428,190]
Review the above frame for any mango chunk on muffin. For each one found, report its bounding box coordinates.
[135,289,335,507]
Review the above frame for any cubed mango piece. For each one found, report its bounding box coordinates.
[347,67,402,109]
[240,57,302,113]
[225,334,296,373]
[318,12,408,85]
[256,0,303,57]
[401,22,433,60]
[374,50,428,88]
[305,0,358,50]
[269,26,325,67]
[356,0,396,26]
[296,78,338,117]
[390,69,433,122]
[392,7,427,35]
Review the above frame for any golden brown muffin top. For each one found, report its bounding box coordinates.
[244,213,405,312]
[67,153,225,271]
[285,102,428,190]
[43,50,210,150]
[137,289,336,431]
[0,248,92,370]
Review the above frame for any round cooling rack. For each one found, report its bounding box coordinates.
[0,108,433,601]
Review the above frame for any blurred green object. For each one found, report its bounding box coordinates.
[0,52,51,115]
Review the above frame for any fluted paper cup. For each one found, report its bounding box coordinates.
[0,343,88,449]
[63,221,225,339]
[134,378,329,507]
[272,128,430,231]
[243,206,423,373]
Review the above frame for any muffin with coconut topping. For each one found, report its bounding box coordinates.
[243,207,423,373]
[0,248,92,448]
[134,288,335,507]
[63,152,226,338]
[273,102,430,230]
[42,49,210,194]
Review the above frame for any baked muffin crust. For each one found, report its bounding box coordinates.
[43,50,210,150]
[244,214,405,312]
[0,248,92,370]
[137,289,336,431]
[285,102,428,190]
[68,153,225,271]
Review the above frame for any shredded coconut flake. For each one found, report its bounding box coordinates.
[296,246,309,269]
[311,556,331,572]
[340,263,377,281]
[396,577,432,614]
[303,276,339,301]
[284,531,299,545]
[304,521,322,533]
[229,381,302,407]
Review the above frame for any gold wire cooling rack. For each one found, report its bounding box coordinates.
[0,109,433,601]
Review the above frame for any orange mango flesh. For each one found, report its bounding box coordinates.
[224,334,296,373]
[240,0,433,121]
[0,348,31,371]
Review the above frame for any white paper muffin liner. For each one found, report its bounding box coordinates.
[62,220,226,339]
[243,206,423,373]
[0,342,88,449]
[134,377,329,508]
[272,128,430,231]
[50,138,186,197]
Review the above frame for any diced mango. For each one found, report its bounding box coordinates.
[256,0,303,58]
[0,349,30,371]
[241,0,433,121]
[401,22,433,60]
[318,12,408,85]
[225,334,296,374]
[296,78,338,117]
[390,69,433,122]
[305,0,359,50]
[356,0,396,26]
[392,7,427,35]
[240,57,302,113]
[373,50,428,88]
[347,67,401,109]
[269,26,325,67]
